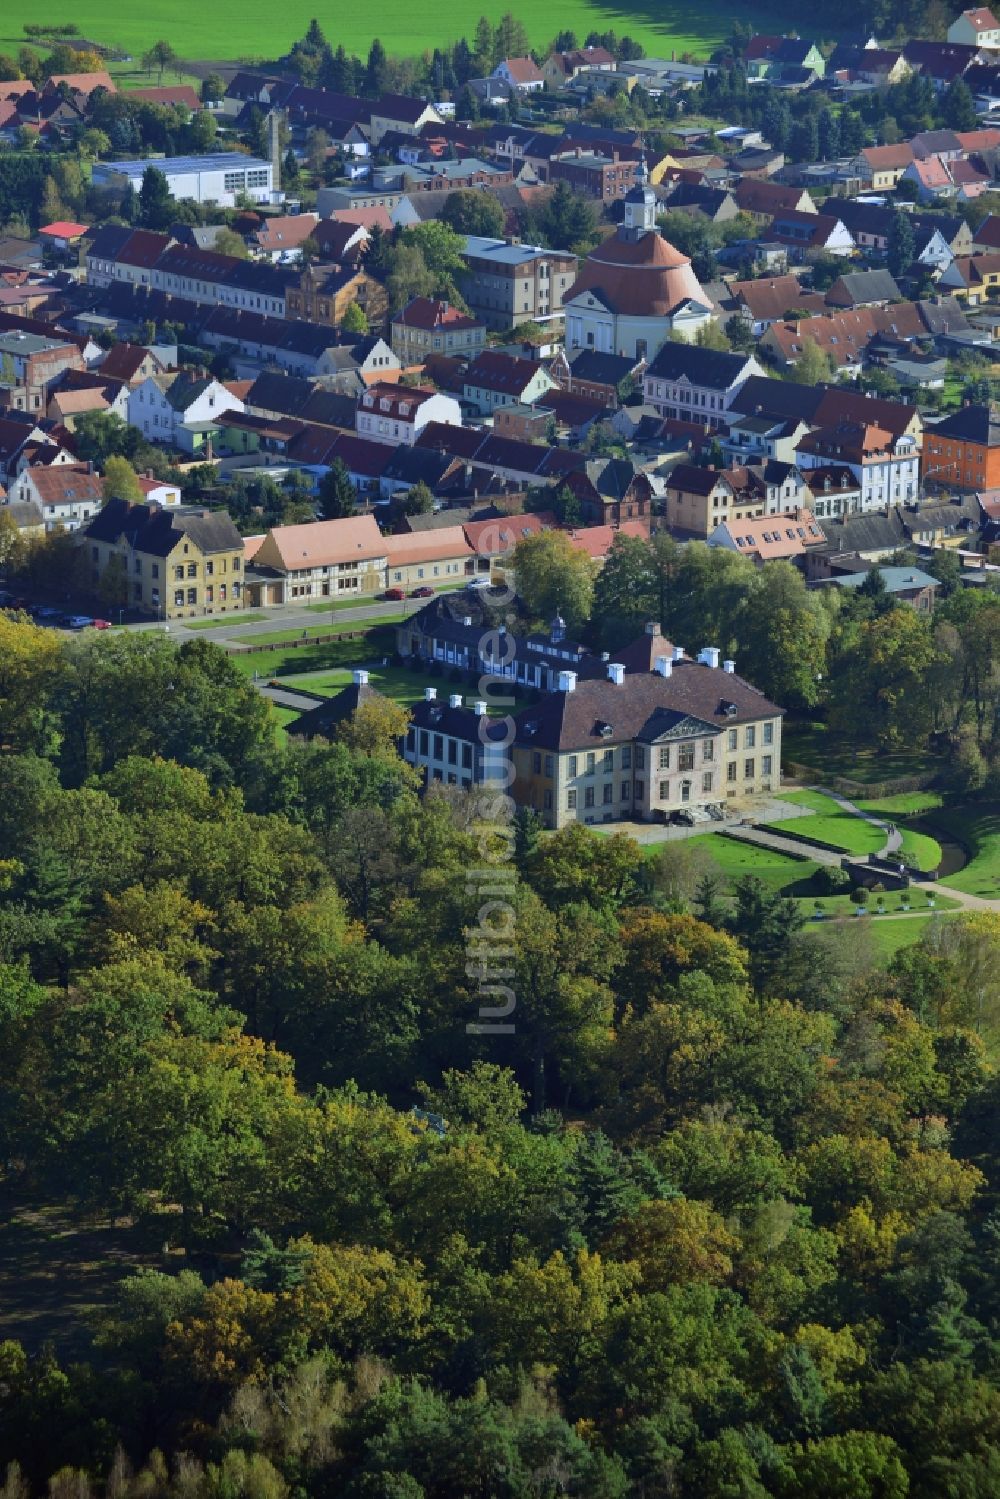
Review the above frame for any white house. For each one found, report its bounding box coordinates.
[643,345,766,432]
[91,153,276,208]
[563,165,715,359]
[10,463,105,533]
[948,7,1000,47]
[355,382,462,446]
[128,373,244,454]
[492,58,546,91]
[795,420,921,512]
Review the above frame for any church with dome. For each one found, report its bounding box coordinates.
[562,162,715,361]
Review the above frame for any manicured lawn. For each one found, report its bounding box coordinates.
[855,792,945,817]
[185,612,267,630]
[898,828,944,873]
[0,0,807,68]
[934,806,1000,898]
[806,889,959,917]
[804,912,959,961]
[677,828,957,963]
[231,618,396,646]
[276,665,433,708]
[762,790,886,856]
[227,625,397,681]
[684,832,821,895]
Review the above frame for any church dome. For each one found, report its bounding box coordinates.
[565,229,708,317]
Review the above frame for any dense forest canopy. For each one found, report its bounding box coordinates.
[0,620,994,1495]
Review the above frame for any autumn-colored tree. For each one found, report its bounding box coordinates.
[337,697,411,758]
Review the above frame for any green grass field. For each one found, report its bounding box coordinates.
[276,664,432,707]
[934,807,1000,899]
[762,790,887,856]
[231,619,393,646]
[680,828,956,962]
[855,793,945,818]
[684,833,821,893]
[897,828,944,873]
[804,912,959,962]
[0,1,801,67]
[185,612,268,630]
[228,624,397,680]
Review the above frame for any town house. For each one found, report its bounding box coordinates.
[84,499,245,619]
[128,374,244,454]
[390,298,486,365]
[643,345,765,431]
[462,351,557,415]
[247,515,387,604]
[356,383,462,445]
[795,419,920,510]
[10,463,104,533]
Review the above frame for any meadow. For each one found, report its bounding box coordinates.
[0,0,797,71]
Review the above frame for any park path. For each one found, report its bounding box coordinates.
[729,796,995,914]
[724,823,844,866]
[814,786,902,858]
[257,685,320,712]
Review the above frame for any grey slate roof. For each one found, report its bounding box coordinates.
[514,661,782,752]
[85,499,243,557]
[288,681,384,739]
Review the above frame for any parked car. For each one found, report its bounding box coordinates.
[91,618,111,630]
[466,577,491,589]
[64,615,94,630]
[382,587,406,601]
[410,585,434,598]
[35,607,62,622]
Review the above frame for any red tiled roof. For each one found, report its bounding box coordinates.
[39,220,88,238]
[44,71,115,95]
[716,508,824,559]
[394,296,482,332]
[860,144,914,170]
[566,519,650,559]
[501,57,545,84]
[129,85,201,109]
[566,229,706,317]
[463,512,552,554]
[958,6,999,28]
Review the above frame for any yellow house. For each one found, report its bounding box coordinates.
[383,527,474,588]
[939,252,1000,305]
[84,498,245,619]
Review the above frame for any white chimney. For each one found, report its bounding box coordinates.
[654,656,672,678]
[474,700,488,716]
[425,687,437,700]
[644,620,661,636]
[698,646,721,669]
[558,670,577,692]
[672,645,685,662]
[353,668,369,685]
[607,662,625,685]
[723,659,736,674]
[449,693,463,708]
